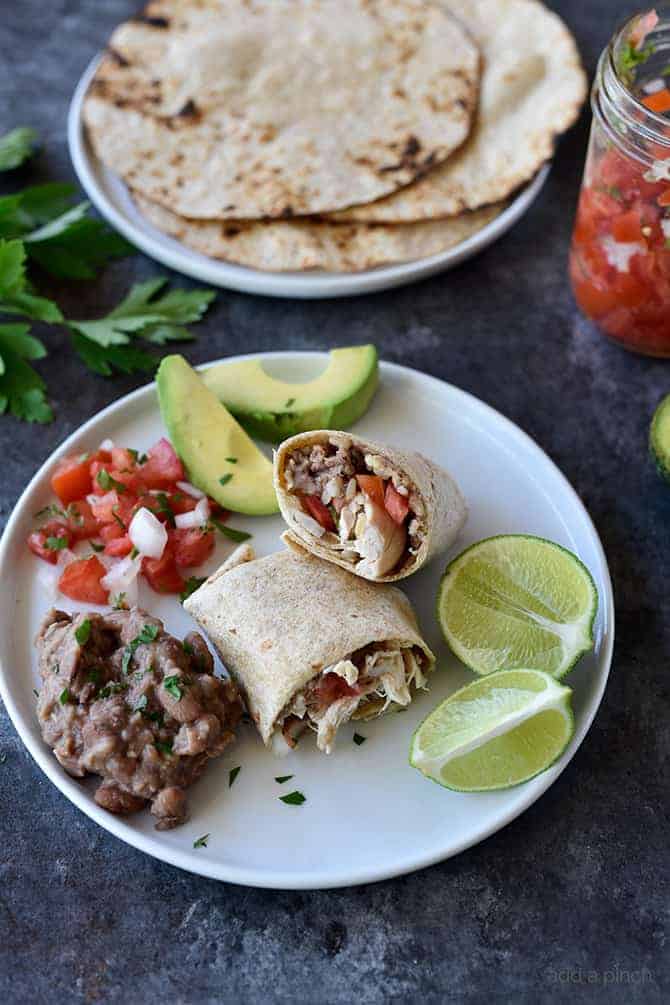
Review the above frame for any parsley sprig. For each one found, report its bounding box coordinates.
[0,127,216,423]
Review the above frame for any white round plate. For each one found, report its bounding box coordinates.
[68,55,551,300]
[0,354,614,889]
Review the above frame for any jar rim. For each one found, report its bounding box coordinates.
[605,6,670,138]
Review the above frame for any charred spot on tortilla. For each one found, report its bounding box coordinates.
[107,47,130,67]
[134,14,170,29]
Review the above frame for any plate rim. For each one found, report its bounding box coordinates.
[0,353,615,889]
[67,53,551,300]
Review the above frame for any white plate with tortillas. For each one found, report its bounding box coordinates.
[67,0,586,298]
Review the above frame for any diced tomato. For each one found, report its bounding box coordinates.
[58,556,108,605]
[50,455,92,505]
[642,89,670,115]
[384,482,410,525]
[315,672,360,708]
[27,519,71,564]
[140,438,185,489]
[104,535,133,557]
[611,210,644,243]
[166,491,199,516]
[110,446,137,472]
[302,494,336,532]
[99,522,124,544]
[170,527,215,568]
[66,499,100,541]
[658,188,670,207]
[88,491,119,523]
[142,544,185,594]
[356,474,385,509]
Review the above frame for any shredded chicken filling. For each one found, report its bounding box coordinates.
[284,439,426,578]
[276,643,428,755]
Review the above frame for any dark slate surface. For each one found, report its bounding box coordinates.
[1,2,668,1002]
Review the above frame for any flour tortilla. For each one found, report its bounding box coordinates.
[274,431,467,582]
[83,0,480,220]
[184,547,435,745]
[330,0,587,222]
[134,193,503,271]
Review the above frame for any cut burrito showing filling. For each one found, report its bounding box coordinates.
[183,547,435,754]
[274,431,467,583]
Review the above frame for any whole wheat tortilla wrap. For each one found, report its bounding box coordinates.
[274,431,467,583]
[184,545,435,754]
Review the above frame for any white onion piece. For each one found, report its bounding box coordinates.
[176,480,205,499]
[37,562,60,602]
[86,490,116,509]
[175,497,211,529]
[128,507,167,559]
[100,553,142,594]
[643,77,665,94]
[99,438,115,452]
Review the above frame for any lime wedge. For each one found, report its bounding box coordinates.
[650,393,670,483]
[409,669,574,791]
[437,535,597,679]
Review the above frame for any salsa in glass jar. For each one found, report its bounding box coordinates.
[570,8,670,356]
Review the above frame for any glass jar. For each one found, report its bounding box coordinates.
[570,8,670,357]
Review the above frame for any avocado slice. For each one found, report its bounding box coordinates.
[202,345,378,443]
[651,393,670,483]
[156,355,278,516]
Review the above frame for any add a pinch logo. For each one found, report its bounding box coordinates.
[545,964,654,986]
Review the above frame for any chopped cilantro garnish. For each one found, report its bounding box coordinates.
[145,709,164,726]
[285,397,296,408]
[279,791,306,806]
[74,619,91,645]
[138,624,159,644]
[155,739,173,756]
[193,834,209,849]
[618,41,655,85]
[225,456,237,464]
[96,468,126,493]
[111,591,128,609]
[219,473,233,487]
[182,641,194,656]
[122,624,159,674]
[353,733,366,746]
[87,669,101,684]
[274,775,294,784]
[97,682,128,699]
[180,576,206,603]
[211,518,251,543]
[229,766,241,787]
[155,491,176,527]
[112,510,126,530]
[163,675,184,701]
[45,535,68,550]
[129,546,139,560]
[90,541,104,553]
[59,687,71,705]
[34,503,65,519]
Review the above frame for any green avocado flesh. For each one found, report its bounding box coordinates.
[156,355,278,516]
[201,345,379,442]
[650,393,670,483]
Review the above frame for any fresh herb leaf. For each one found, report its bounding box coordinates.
[75,619,91,645]
[71,334,157,378]
[111,591,127,609]
[218,473,233,487]
[163,675,184,701]
[122,624,159,673]
[211,518,251,543]
[353,733,366,746]
[225,457,237,464]
[274,775,294,784]
[229,766,241,787]
[155,739,173,756]
[155,491,176,527]
[34,503,65,519]
[0,322,52,423]
[129,546,139,560]
[193,834,209,849]
[112,510,126,530]
[285,397,296,408]
[45,535,68,550]
[96,468,126,492]
[182,640,194,656]
[24,203,131,280]
[98,681,128,699]
[0,240,63,322]
[619,41,655,85]
[180,576,206,603]
[59,687,71,705]
[279,790,306,806]
[0,127,38,171]
[138,624,159,644]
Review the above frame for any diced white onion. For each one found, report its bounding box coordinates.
[99,438,115,452]
[128,507,167,559]
[643,78,666,95]
[601,235,645,273]
[175,496,211,529]
[662,219,670,240]
[101,553,142,594]
[176,480,205,499]
[37,562,60,602]
[86,490,116,509]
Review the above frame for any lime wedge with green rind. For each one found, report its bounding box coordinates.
[437,535,597,679]
[409,669,574,791]
[650,393,670,483]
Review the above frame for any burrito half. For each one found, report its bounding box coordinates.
[274,430,467,582]
[184,546,435,754]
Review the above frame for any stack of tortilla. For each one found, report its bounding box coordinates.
[83,0,586,273]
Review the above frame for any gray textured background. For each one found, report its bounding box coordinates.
[1,2,669,1002]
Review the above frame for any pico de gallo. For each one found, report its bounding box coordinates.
[27,437,245,605]
[570,8,670,356]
